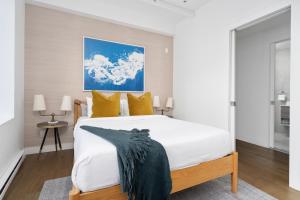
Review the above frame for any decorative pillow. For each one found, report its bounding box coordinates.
[86,97,129,117]
[120,99,130,116]
[91,91,121,118]
[127,92,154,116]
[86,97,93,117]
[80,103,88,117]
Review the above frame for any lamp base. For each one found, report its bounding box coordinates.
[48,121,58,125]
[39,112,67,124]
[155,108,170,115]
[48,113,58,124]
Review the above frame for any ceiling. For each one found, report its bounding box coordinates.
[163,0,211,10]
[26,0,211,35]
[237,10,291,37]
[140,0,211,16]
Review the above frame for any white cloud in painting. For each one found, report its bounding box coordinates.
[84,52,144,85]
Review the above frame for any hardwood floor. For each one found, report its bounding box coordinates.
[4,141,300,200]
[237,140,300,200]
[4,150,73,200]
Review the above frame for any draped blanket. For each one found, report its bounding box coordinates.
[80,126,172,200]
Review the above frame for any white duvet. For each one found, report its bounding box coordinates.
[72,115,232,192]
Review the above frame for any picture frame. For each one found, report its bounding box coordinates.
[83,36,145,92]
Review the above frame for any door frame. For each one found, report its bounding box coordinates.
[228,6,291,150]
[228,29,236,151]
[269,42,276,148]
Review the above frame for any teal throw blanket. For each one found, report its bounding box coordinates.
[80,126,172,200]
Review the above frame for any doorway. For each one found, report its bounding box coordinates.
[271,40,290,153]
[232,9,291,152]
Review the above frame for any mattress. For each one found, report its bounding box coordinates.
[71,115,232,192]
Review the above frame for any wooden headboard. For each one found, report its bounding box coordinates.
[74,99,86,125]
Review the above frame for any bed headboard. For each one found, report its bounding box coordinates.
[74,99,86,125]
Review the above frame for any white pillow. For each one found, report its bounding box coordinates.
[120,99,129,116]
[86,97,129,117]
[86,97,93,117]
[80,103,88,117]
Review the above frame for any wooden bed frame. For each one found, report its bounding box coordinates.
[70,99,238,200]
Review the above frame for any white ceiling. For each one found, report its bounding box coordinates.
[140,0,211,16]
[26,0,211,35]
[163,0,211,10]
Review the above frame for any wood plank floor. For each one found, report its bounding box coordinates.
[237,140,300,200]
[4,150,74,200]
[4,140,300,200]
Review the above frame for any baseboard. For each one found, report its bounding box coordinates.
[24,142,74,155]
[0,150,24,199]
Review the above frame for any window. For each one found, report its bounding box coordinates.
[0,0,15,125]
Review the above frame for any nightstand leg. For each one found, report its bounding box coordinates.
[54,129,58,152]
[39,128,49,154]
[56,128,62,150]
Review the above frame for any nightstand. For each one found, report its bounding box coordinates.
[37,121,68,154]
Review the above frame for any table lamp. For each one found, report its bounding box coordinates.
[153,96,160,108]
[33,95,72,124]
[166,97,173,110]
[153,96,173,115]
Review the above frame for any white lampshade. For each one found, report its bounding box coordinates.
[153,96,160,108]
[60,96,72,111]
[33,94,46,111]
[166,97,173,108]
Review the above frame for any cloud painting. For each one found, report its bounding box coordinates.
[83,37,145,91]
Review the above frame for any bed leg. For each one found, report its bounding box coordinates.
[69,186,80,200]
[231,152,238,193]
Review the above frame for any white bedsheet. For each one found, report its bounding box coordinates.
[72,115,232,192]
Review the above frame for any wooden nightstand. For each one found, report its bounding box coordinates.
[37,121,68,154]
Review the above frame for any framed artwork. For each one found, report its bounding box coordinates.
[83,37,145,91]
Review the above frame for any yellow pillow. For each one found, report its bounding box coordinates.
[91,91,121,118]
[127,92,154,116]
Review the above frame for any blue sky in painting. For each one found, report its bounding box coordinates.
[83,37,145,91]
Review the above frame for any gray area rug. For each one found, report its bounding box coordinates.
[39,176,277,200]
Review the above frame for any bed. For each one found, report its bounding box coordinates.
[69,99,238,200]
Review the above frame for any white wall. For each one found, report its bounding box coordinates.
[174,0,300,190]
[236,12,290,147]
[0,0,25,195]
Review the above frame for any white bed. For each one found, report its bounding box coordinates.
[71,115,232,192]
